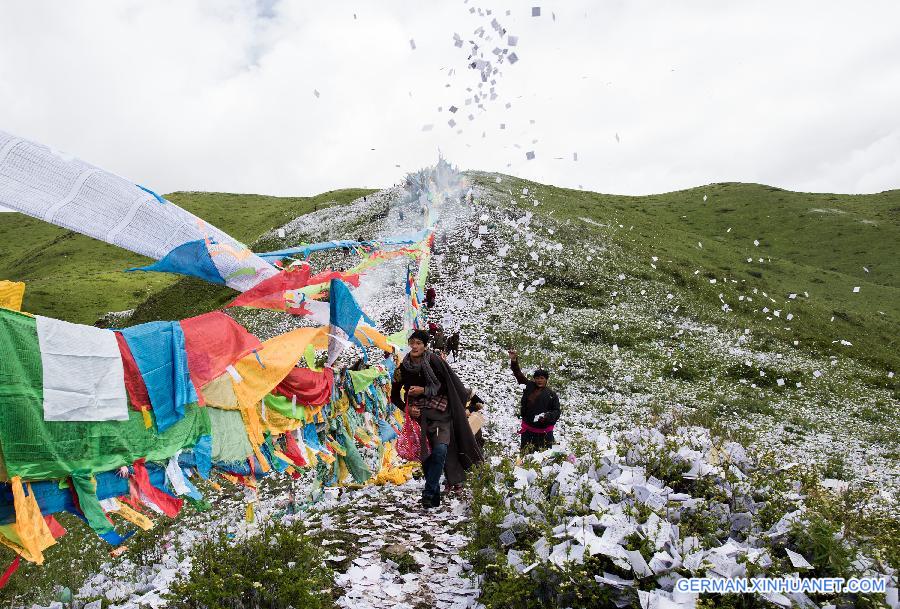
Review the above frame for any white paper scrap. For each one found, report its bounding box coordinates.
[785,548,813,569]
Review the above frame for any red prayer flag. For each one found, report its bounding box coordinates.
[115,332,152,409]
[180,312,261,389]
[227,265,361,313]
[306,269,361,287]
[282,432,308,468]
[273,367,334,406]
[0,556,20,589]
[44,515,67,539]
[227,265,313,309]
[131,459,183,518]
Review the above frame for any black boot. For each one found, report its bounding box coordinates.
[421,491,442,509]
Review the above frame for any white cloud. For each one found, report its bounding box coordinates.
[1,0,898,199]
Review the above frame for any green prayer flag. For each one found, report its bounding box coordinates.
[263,394,307,421]
[303,344,320,371]
[0,309,210,480]
[387,329,410,348]
[206,407,254,463]
[70,471,114,535]
[0,523,23,546]
[417,254,430,293]
[348,368,382,394]
[338,427,371,484]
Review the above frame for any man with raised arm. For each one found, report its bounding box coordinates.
[509,349,561,453]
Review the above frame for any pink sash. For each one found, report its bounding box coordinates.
[519,421,555,434]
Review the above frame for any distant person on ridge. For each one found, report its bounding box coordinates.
[431,325,447,354]
[509,350,560,453]
[391,330,482,508]
[445,330,460,361]
[425,286,437,308]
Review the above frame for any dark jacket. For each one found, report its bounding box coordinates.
[391,352,483,483]
[391,357,439,406]
[445,332,460,355]
[432,331,447,352]
[511,360,561,430]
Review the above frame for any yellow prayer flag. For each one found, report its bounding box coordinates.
[109,500,154,531]
[0,280,25,312]
[245,502,255,523]
[200,374,241,410]
[232,327,325,409]
[0,478,56,564]
[355,325,393,353]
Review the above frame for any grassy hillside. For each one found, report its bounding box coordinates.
[0,189,374,324]
[2,179,894,370]
[451,175,899,609]
[1,179,894,370]
[473,175,899,373]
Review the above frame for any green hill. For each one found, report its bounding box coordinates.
[2,180,895,373]
[0,189,375,324]
[473,175,899,373]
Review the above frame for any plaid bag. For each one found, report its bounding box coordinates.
[426,394,448,412]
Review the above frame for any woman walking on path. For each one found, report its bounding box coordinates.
[392,330,483,508]
[509,350,561,453]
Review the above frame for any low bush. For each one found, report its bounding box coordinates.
[166,520,335,609]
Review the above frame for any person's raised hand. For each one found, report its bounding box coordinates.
[508,349,518,362]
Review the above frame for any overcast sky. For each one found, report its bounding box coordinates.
[1,0,899,200]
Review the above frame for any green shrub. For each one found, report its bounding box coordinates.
[726,395,776,417]
[478,560,619,609]
[379,545,420,574]
[166,520,335,609]
[803,486,900,571]
[664,363,701,382]
[857,401,893,425]
[789,512,854,578]
[821,454,848,480]
[641,441,689,486]
[0,512,109,607]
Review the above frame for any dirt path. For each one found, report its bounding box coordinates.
[303,481,479,609]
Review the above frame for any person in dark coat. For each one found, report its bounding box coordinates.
[509,350,561,453]
[431,326,447,353]
[391,330,483,508]
[445,331,460,361]
[425,286,437,308]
